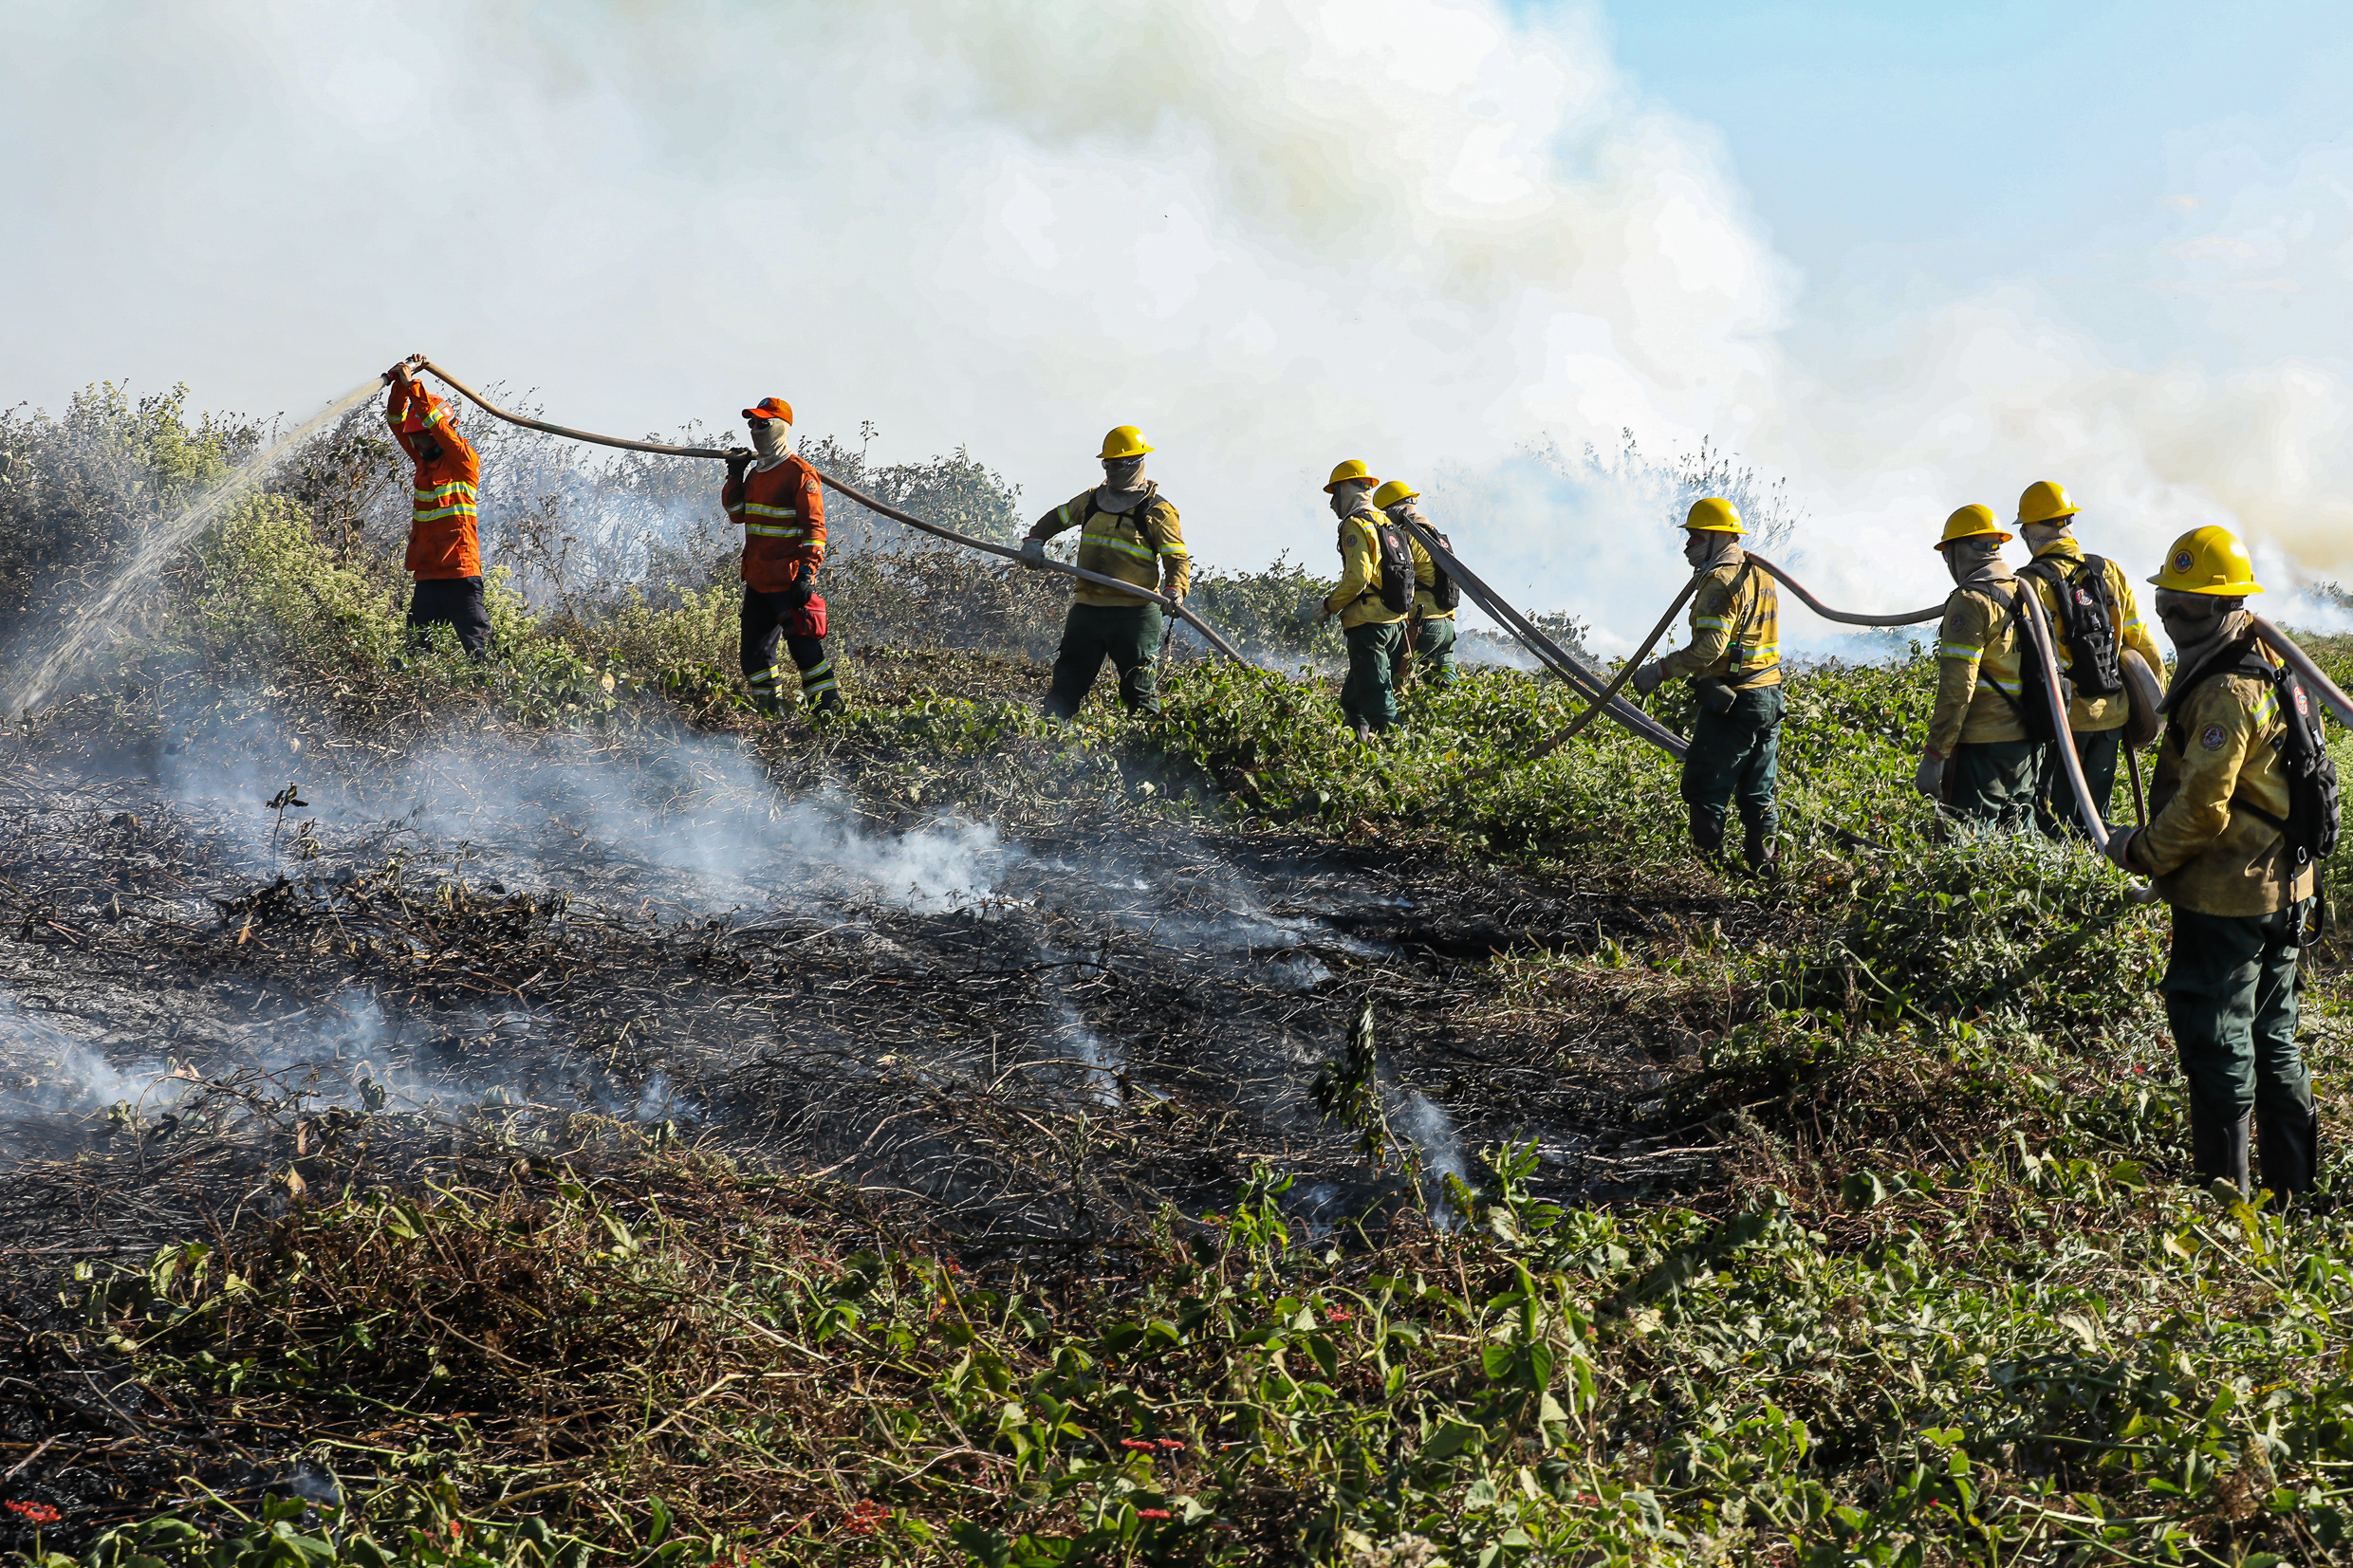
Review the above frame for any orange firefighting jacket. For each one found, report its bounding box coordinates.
[386,378,483,581]
[724,456,826,594]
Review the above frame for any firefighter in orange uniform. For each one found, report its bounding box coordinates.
[724,397,841,715]
[383,359,489,658]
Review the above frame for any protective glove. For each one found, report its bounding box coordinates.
[1018,537,1047,570]
[381,362,409,387]
[1912,748,1947,799]
[784,567,818,608]
[1629,661,1665,698]
[2104,824,2143,876]
[724,447,753,484]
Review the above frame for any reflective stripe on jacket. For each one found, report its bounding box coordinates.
[1653,547,1781,689]
[1927,578,2031,754]
[387,378,483,581]
[725,456,826,594]
[1028,488,1191,607]
[1324,509,1424,629]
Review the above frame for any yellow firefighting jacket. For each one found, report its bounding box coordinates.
[2134,637,2318,917]
[2021,538,2167,733]
[1928,575,2033,755]
[1324,508,1429,629]
[1028,487,1191,608]
[1653,547,1782,690]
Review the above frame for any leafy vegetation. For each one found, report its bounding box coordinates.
[3,386,2352,1568]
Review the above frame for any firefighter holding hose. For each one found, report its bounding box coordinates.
[383,359,490,659]
[1019,426,1190,720]
[1916,506,2046,830]
[1376,480,1458,691]
[1630,499,1784,871]
[2014,480,2166,839]
[725,397,842,715]
[1316,462,1426,738]
[2106,526,2325,1204]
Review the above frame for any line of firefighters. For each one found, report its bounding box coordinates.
[1614,479,2328,1206]
[380,368,2330,1204]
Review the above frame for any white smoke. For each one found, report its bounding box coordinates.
[156,717,1016,917]
[6,0,2350,655]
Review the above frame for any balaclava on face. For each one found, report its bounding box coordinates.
[1103,456,1146,493]
[750,419,795,468]
[1945,538,2009,584]
[1683,530,1732,568]
[2155,592,2251,704]
[2020,521,2072,552]
[1329,480,1373,517]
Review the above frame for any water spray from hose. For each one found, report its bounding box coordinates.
[5,380,383,715]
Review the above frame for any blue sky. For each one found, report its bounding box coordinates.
[1602,0,2353,370]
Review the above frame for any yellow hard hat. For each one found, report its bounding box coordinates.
[1099,426,1154,462]
[1936,504,2010,550]
[1684,497,1743,534]
[1372,479,1418,510]
[2016,480,2077,526]
[2148,525,2264,597]
[1325,459,1378,494]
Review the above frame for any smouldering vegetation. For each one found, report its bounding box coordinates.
[3,388,2353,1567]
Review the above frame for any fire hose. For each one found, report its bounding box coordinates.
[2020,586,2110,845]
[406,359,1260,670]
[1468,572,1701,781]
[1386,514,1689,760]
[2253,618,2353,728]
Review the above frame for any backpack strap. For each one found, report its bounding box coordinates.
[2160,637,2270,754]
[1967,581,2042,732]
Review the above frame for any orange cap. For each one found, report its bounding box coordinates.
[742,397,793,425]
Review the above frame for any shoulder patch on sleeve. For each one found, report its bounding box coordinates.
[2199,723,2227,751]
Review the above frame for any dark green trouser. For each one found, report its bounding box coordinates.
[1680,685,1783,845]
[1945,738,2046,831]
[1413,617,1457,689]
[2039,725,2121,842]
[1046,602,1163,719]
[1341,621,1404,731]
[2161,898,2316,1125]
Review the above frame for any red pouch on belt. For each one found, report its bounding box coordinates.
[784,594,827,638]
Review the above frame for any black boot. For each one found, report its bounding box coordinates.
[2191,1105,2251,1196]
[2258,1101,2321,1208]
[1689,809,1726,860]
[1742,823,1778,875]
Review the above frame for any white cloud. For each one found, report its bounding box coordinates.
[3,0,2349,655]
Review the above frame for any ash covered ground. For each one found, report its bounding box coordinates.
[0,697,1739,1278]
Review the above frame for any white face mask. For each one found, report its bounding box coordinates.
[750,420,795,465]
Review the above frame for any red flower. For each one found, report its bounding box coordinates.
[1157,1439,1185,1450]
[1324,1307,1353,1322]
[1120,1439,1157,1451]
[1137,1509,1171,1521]
[6,1503,63,1526]
[843,1501,889,1537]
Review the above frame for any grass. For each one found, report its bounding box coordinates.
[5,392,2353,1568]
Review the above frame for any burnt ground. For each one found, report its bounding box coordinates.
[0,704,1763,1253]
[0,707,1769,1535]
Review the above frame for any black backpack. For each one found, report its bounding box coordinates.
[2019,554,2123,698]
[1980,582,2060,744]
[1365,517,1417,615]
[2165,639,2341,871]
[1422,526,1460,612]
